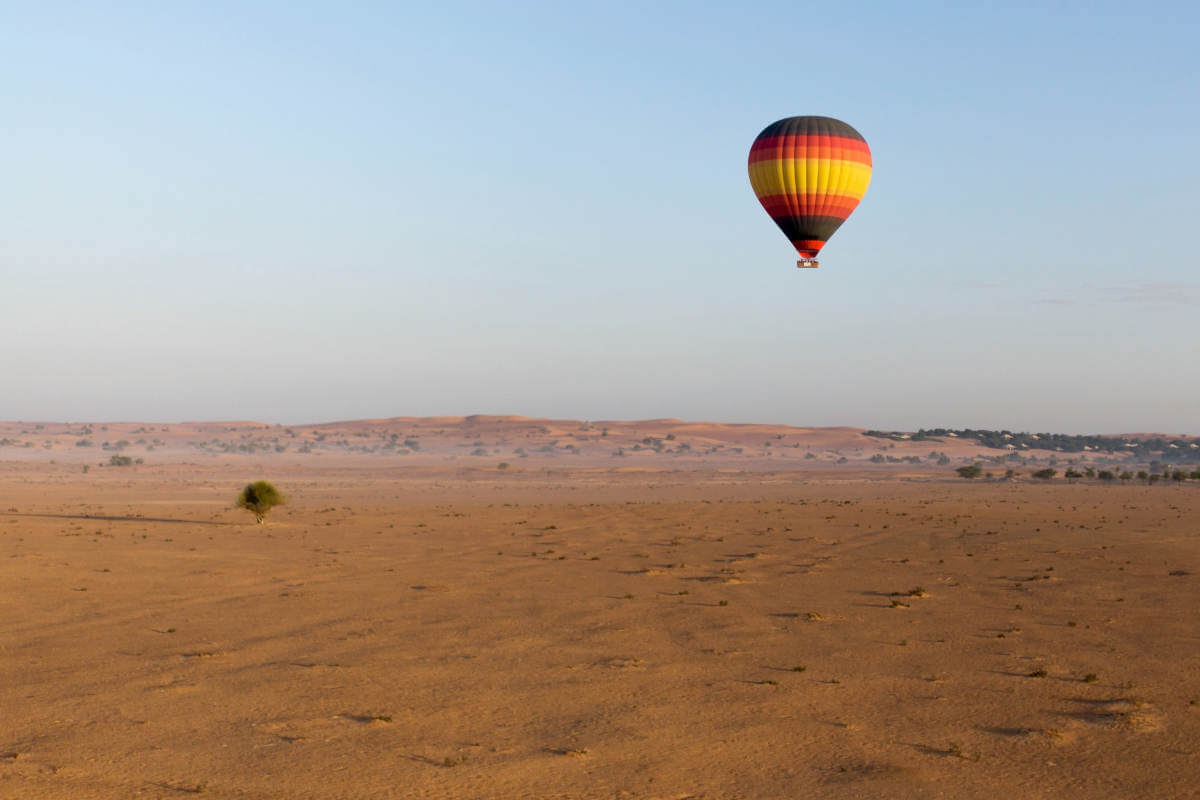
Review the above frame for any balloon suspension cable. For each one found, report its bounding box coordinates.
[796,258,819,269]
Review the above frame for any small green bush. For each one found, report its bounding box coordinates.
[236,481,284,524]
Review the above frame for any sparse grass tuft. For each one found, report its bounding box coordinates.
[946,742,976,760]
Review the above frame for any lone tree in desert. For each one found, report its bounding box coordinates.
[236,480,284,524]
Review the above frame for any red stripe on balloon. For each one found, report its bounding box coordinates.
[792,240,826,255]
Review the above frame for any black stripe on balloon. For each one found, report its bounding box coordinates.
[769,215,848,242]
[754,116,866,143]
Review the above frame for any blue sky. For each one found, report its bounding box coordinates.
[2,1,1197,432]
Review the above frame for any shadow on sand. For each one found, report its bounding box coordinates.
[0,511,230,526]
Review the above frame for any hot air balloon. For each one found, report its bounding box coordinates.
[747,116,872,268]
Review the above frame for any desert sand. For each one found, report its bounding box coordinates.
[2,418,1198,798]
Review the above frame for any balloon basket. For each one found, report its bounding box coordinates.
[796,258,819,268]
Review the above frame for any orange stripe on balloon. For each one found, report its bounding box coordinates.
[756,193,864,218]
[748,135,872,165]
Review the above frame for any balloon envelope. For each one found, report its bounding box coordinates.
[748,116,871,264]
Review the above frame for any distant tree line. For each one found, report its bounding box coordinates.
[956,464,1200,483]
[865,428,1198,461]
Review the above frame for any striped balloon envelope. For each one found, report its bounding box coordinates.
[747,116,872,268]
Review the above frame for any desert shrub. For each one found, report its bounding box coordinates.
[1032,468,1057,480]
[236,480,284,524]
[109,454,134,467]
[956,464,983,479]
[1097,470,1115,481]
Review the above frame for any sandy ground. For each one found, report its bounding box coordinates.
[2,427,1199,798]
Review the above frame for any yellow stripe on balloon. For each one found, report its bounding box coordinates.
[748,159,872,199]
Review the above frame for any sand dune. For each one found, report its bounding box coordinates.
[6,416,1181,473]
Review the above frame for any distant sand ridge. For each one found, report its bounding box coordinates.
[3,416,1193,472]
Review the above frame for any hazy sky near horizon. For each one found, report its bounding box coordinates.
[3,1,1198,433]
